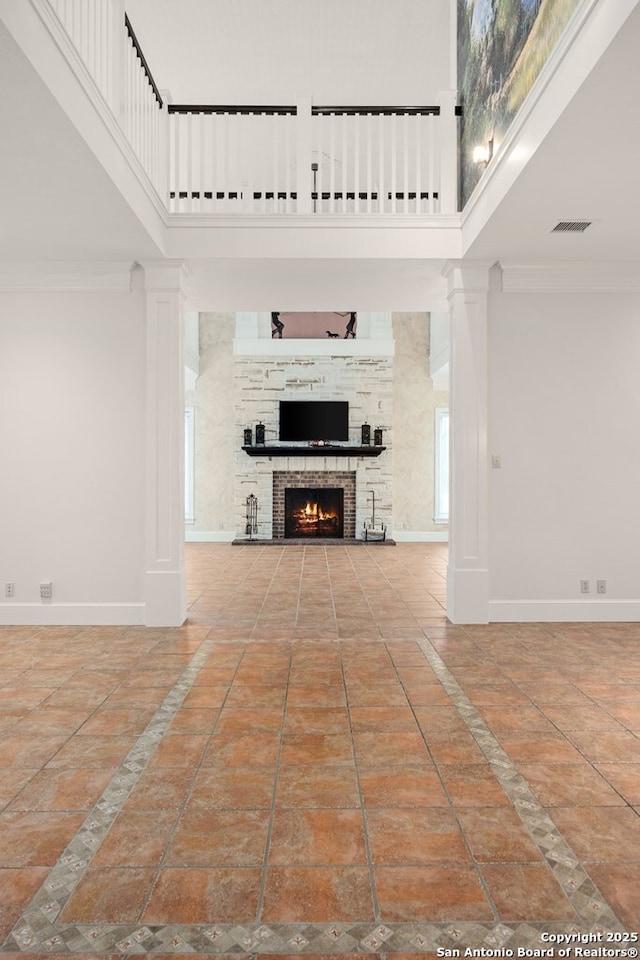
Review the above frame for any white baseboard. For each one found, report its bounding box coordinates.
[185,531,235,542]
[489,599,640,623]
[392,530,449,542]
[0,604,146,626]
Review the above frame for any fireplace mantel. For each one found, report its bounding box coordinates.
[242,445,386,457]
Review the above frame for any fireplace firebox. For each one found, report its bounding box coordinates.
[285,487,344,538]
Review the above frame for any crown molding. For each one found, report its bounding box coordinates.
[166,213,462,231]
[0,261,134,292]
[499,261,640,294]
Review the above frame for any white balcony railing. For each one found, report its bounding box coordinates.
[168,103,453,215]
[48,0,119,109]
[44,0,458,215]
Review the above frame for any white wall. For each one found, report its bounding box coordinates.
[488,277,640,619]
[0,288,147,622]
[125,0,452,106]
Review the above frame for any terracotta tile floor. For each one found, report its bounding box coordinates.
[1,543,640,958]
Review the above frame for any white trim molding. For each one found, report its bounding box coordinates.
[233,339,395,358]
[499,261,640,294]
[185,531,236,542]
[490,599,640,623]
[393,530,449,542]
[0,261,135,292]
[0,603,145,626]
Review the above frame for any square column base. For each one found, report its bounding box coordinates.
[145,570,186,627]
[447,565,489,624]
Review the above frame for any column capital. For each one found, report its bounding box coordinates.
[442,260,493,298]
[140,260,192,293]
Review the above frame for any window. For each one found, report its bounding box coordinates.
[185,406,195,523]
[434,407,449,523]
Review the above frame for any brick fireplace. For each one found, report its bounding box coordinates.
[273,470,356,539]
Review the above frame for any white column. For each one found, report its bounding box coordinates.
[142,260,190,626]
[443,261,491,623]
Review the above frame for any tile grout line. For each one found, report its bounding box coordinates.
[253,642,292,926]
[385,642,503,923]
[136,642,249,923]
[1,632,630,953]
[338,641,383,928]
[416,636,626,932]
[3,633,223,953]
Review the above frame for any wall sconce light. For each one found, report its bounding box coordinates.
[473,138,494,166]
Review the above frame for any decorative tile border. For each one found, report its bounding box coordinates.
[2,633,627,955]
[5,917,630,955]
[416,637,624,932]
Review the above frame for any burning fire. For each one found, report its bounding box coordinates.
[298,501,336,524]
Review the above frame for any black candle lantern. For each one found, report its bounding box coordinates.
[243,427,252,447]
[255,421,265,445]
[361,422,371,445]
[374,427,383,446]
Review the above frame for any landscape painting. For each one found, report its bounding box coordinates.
[458,0,582,205]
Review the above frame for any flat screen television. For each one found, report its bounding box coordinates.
[279,400,349,442]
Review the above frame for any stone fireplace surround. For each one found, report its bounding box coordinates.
[273,470,356,539]
[234,335,393,541]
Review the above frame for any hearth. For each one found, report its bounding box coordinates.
[285,487,344,538]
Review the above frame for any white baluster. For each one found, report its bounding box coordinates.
[354,113,360,214]
[136,47,142,161]
[285,112,292,213]
[378,114,385,213]
[341,112,347,213]
[313,112,321,214]
[390,112,397,214]
[428,112,436,213]
[366,112,372,214]
[174,111,181,212]
[329,112,336,214]
[406,113,412,213]
[186,111,193,212]
[198,110,205,214]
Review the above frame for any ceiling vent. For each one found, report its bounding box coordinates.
[551,220,592,233]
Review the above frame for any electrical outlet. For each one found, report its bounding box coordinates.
[40,582,52,600]
[5,582,15,598]
[597,579,607,594]
[580,579,590,594]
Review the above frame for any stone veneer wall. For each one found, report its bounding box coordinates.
[234,354,393,540]
[392,313,449,534]
[272,471,356,539]
[188,313,236,536]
